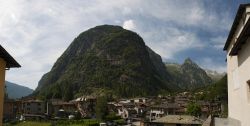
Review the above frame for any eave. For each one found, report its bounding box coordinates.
[229,17,250,56]
[224,3,250,51]
[0,45,21,68]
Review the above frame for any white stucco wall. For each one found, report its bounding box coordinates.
[227,6,250,126]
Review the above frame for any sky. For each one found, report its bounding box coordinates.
[0,0,249,89]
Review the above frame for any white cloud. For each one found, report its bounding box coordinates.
[126,0,229,31]
[140,27,204,59]
[210,36,227,49]
[122,7,132,15]
[123,20,136,30]
[198,57,226,73]
[0,0,231,89]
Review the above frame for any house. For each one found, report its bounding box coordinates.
[22,99,45,115]
[197,101,221,119]
[134,103,148,117]
[149,108,164,120]
[120,108,137,119]
[72,96,96,118]
[111,101,145,119]
[107,102,122,114]
[149,103,183,121]
[51,99,76,115]
[0,45,20,125]
[3,99,23,121]
[132,98,148,103]
[222,3,250,126]
[3,99,16,121]
[119,103,138,119]
[144,115,203,126]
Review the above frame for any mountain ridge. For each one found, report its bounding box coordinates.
[165,58,213,90]
[35,25,176,100]
[5,81,34,99]
[34,25,216,100]
[205,69,226,82]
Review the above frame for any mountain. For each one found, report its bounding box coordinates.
[205,69,226,82]
[5,81,34,99]
[165,58,213,90]
[34,25,216,100]
[34,25,177,100]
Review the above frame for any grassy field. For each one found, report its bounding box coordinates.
[4,121,50,126]
[3,118,126,126]
[3,119,101,126]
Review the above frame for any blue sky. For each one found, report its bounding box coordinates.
[0,0,249,89]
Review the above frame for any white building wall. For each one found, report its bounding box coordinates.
[227,7,250,126]
[236,38,250,126]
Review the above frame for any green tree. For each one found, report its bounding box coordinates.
[62,83,73,101]
[95,96,108,120]
[186,102,201,117]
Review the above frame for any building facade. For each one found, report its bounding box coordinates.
[22,100,46,115]
[0,45,20,125]
[3,99,17,121]
[223,3,250,126]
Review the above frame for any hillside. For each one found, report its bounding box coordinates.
[34,25,176,100]
[34,25,216,100]
[195,75,228,101]
[165,58,213,90]
[5,81,34,99]
[208,75,227,101]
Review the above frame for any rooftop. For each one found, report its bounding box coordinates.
[229,17,250,55]
[23,99,44,103]
[151,103,181,109]
[0,45,21,68]
[214,117,241,126]
[224,3,250,51]
[152,115,203,124]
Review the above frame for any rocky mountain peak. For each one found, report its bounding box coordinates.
[34,25,175,100]
[183,58,198,66]
[34,25,216,100]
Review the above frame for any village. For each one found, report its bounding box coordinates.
[3,92,222,125]
[1,1,250,126]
